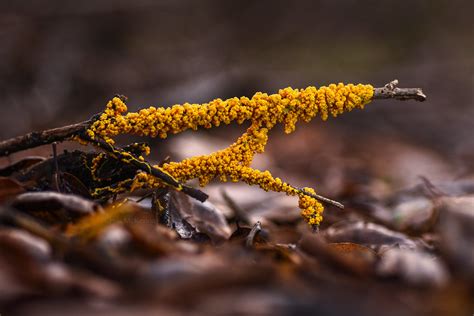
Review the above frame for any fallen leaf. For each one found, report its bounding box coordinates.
[11,191,102,224]
[390,197,436,233]
[324,221,422,251]
[299,235,374,276]
[157,190,198,239]
[0,177,25,202]
[65,201,139,241]
[126,221,198,256]
[349,185,437,234]
[0,231,121,302]
[160,191,231,243]
[0,156,45,177]
[328,242,377,267]
[437,196,474,280]
[376,247,449,287]
[60,172,92,198]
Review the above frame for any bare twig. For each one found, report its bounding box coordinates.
[0,119,93,156]
[298,187,345,209]
[52,142,62,192]
[373,79,426,101]
[246,221,262,248]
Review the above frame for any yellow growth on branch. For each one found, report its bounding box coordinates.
[84,83,374,227]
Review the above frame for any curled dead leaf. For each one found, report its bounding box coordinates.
[159,191,231,243]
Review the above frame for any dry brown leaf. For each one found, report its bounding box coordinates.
[437,196,474,280]
[0,177,25,202]
[328,242,377,267]
[376,248,449,287]
[0,156,45,177]
[299,235,374,276]
[324,221,422,251]
[160,191,231,242]
[11,191,102,224]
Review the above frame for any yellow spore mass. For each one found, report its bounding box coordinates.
[86,83,374,226]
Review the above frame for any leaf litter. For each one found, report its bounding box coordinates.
[0,139,473,316]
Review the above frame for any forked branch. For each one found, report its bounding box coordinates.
[0,80,426,157]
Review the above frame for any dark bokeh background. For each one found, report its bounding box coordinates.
[1,0,473,189]
[1,2,474,315]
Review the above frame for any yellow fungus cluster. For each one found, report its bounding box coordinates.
[84,83,374,227]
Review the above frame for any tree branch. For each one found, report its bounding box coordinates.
[0,119,93,156]
[80,133,209,203]
[0,80,426,157]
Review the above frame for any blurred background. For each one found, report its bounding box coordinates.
[1,0,473,193]
[1,2,474,315]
